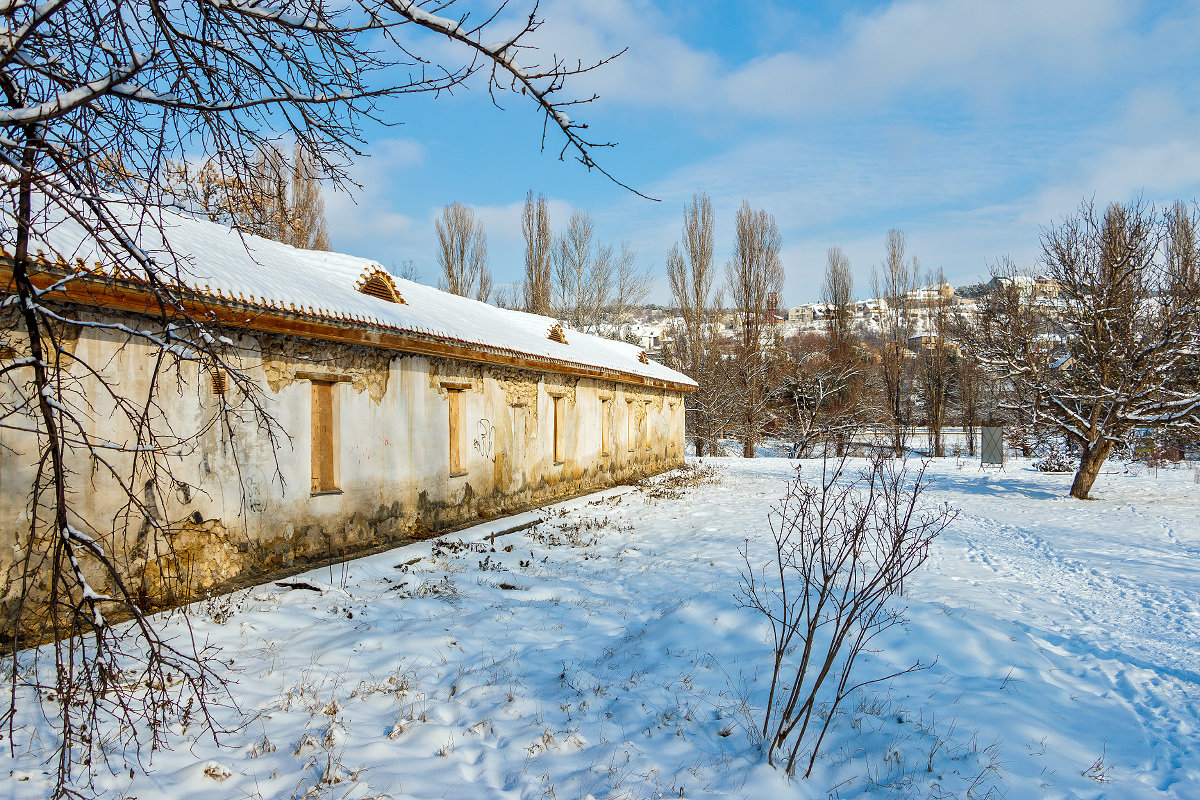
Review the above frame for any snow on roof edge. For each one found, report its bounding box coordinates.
[13,205,696,390]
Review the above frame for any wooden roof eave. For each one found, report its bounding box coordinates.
[2,260,696,394]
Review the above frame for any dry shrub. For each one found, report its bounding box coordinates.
[739,454,956,777]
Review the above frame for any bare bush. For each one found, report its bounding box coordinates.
[1034,448,1075,473]
[739,455,956,777]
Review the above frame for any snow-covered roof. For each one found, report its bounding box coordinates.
[19,206,695,390]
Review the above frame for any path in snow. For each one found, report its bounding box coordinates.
[915,462,1200,798]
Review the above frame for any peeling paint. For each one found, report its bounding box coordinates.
[262,337,391,402]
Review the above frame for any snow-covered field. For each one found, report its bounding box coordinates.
[5,458,1199,799]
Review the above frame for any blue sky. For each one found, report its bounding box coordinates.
[323,0,1200,306]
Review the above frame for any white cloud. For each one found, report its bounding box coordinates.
[1024,137,1200,226]
[525,0,1139,118]
[324,138,427,263]
[723,0,1129,114]
[520,0,724,109]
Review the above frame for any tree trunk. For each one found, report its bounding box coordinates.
[743,438,755,458]
[1070,440,1112,499]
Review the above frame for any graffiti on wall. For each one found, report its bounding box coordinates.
[473,418,496,462]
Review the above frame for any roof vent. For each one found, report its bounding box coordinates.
[210,369,227,395]
[638,351,650,364]
[548,324,567,344]
[356,268,406,304]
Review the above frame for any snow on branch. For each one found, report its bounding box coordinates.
[0,53,154,126]
[960,199,1200,499]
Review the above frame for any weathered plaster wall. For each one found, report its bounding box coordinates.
[0,311,688,640]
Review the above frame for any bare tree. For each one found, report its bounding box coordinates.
[436,202,492,302]
[777,334,881,458]
[554,209,596,330]
[611,241,652,325]
[956,259,1058,459]
[727,201,784,457]
[390,258,420,282]
[521,190,553,315]
[226,142,333,250]
[585,241,616,332]
[954,350,984,457]
[918,269,954,457]
[822,246,854,355]
[550,211,646,335]
[962,200,1200,498]
[666,192,718,455]
[164,145,340,252]
[0,1,625,794]
[286,143,332,251]
[872,229,918,456]
[740,455,955,777]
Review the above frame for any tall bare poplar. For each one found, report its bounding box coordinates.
[436,202,492,302]
[242,144,289,240]
[873,228,918,456]
[553,210,615,332]
[919,268,954,457]
[1166,200,1200,300]
[554,210,594,329]
[522,190,553,314]
[288,143,331,251]
[810,246,871,454]
[822,246,854,354]
[727,201,785,457]
[667,193,719,454]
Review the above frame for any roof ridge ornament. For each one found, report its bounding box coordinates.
[356,267,406,304]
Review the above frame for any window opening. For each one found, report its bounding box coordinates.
[643,401,653,450]
[448,388,465,476]
[356,268,406,304]
[552,395,564,464]
[311,380,337,493]
[626,400,636,452]
[601,398,611,455]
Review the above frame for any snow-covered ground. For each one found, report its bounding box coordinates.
[5,457,1199,799]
